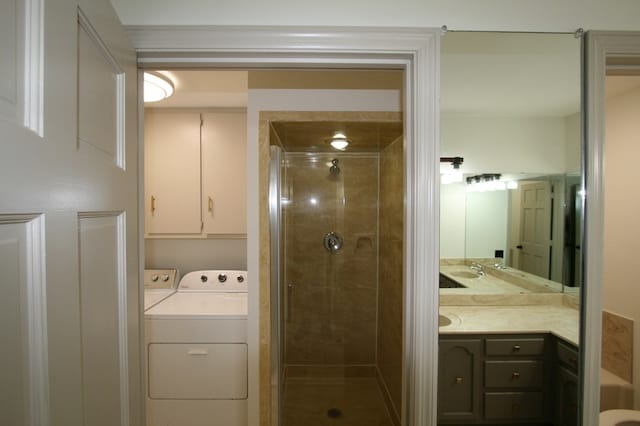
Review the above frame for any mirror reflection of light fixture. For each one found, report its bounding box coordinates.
[329,132,350,151]
[144,71,175,103]
[440,156,464,184]
[465,173,518,192]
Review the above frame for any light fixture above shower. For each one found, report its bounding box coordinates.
[328,132,350,151]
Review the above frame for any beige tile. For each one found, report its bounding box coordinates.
[602,309,634,383]
[282,377,393,426]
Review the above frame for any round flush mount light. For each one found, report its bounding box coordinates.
[143,71,175,103]
[329,132,350,150]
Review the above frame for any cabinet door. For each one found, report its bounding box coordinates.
[145,110,202,235]
[201,112,247,235]
[555,365,579,426]
[438,339,482,422]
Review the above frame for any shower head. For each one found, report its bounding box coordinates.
[329,158,340,175]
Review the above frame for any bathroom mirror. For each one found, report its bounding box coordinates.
[440,31,582,294]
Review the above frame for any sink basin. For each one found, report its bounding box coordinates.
[439,314,452,327]
[451,271,481,279]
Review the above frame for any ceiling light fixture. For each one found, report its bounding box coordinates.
[329,132,350,151]
[144,71,175,103]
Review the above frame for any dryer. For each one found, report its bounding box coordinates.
[144,270,248,426]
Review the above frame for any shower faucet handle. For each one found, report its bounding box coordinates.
[323,231,344,254]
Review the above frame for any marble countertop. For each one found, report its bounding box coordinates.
[439,304,579,346]
[439,261,579,346]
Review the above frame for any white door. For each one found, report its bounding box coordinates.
[0,0,140,425]
[518,181,552,278]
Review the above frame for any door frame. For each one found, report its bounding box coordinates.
[127,26,441,425]
[582,30,640,426]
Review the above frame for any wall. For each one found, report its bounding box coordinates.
[144,239,247,274]
[110,0,640,31]
[603,82,640,408]
[441,114,568,174]
[377,137,404,420]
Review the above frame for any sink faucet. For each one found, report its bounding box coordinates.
[469,262,485,276]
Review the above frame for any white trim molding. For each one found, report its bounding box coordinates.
[127,26,440,426]
[583,30,640,426]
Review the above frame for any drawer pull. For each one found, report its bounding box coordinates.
[187,348,209,356]
[512,372,521,380]
[512,345,521,352]
[569,357,578,366]
[454,377,464,384]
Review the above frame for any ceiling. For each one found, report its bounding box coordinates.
[270,121,403,153]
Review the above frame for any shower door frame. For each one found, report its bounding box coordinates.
[127,26,441,426]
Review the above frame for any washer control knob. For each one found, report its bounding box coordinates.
[151,274,159,282]
[161,274,170,282]
[218,274,227,283]
[200,275,208,283]
[237,275,245,283]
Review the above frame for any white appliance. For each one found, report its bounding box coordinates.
[144,268,179,311]
[144,270,248,426]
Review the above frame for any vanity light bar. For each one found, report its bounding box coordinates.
[466,174,518,192]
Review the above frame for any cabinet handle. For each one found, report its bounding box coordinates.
[187,348,209,356]
[151,196,156,214]
[208,196,213,214]
[512,403,521,413]
[512,372,521,380]
[512,345,521,352]
[454,377,464,384]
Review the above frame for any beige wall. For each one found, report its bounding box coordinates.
[377,137,404,420]
[603,80,640,408]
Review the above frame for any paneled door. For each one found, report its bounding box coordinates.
[0,0,140,425]
[518,181,552,279]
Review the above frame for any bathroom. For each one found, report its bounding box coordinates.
[141,35,640,425]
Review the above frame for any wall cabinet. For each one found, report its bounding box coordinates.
[144,110,247,237]
[439,333,575,425]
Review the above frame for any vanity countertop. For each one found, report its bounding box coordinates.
[439,304,579,346]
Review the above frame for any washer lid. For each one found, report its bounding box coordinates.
[144,292,247,319]
[144,288,176,311]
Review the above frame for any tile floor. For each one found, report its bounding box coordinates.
[282,377,394,426]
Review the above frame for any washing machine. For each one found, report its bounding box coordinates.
[144,270,248,426]
[144,269,179,311]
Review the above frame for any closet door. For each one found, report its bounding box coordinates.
[145,110,202,235]
[201,112,247,235]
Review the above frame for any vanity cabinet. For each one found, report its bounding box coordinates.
[554,340,579,426]
[439,334,553,425]
[144,109,247,237]
[438,339,482,422]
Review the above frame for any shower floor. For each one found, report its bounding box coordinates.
[282,376,394,426]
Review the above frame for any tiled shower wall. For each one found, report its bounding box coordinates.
[377,137,404,419]
[284,154,379,366]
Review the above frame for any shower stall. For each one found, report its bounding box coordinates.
[269,120,404,426]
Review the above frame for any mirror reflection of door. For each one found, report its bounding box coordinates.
[518,181,552,278]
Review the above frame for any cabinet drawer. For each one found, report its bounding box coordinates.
[485,360,544,388]
[486,337,545,356]
[557,340,579,372]
[485,392,544,420]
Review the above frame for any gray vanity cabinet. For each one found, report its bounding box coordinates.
[438,339,483,422]
[554,340,579,426]
[438,334,553,425]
